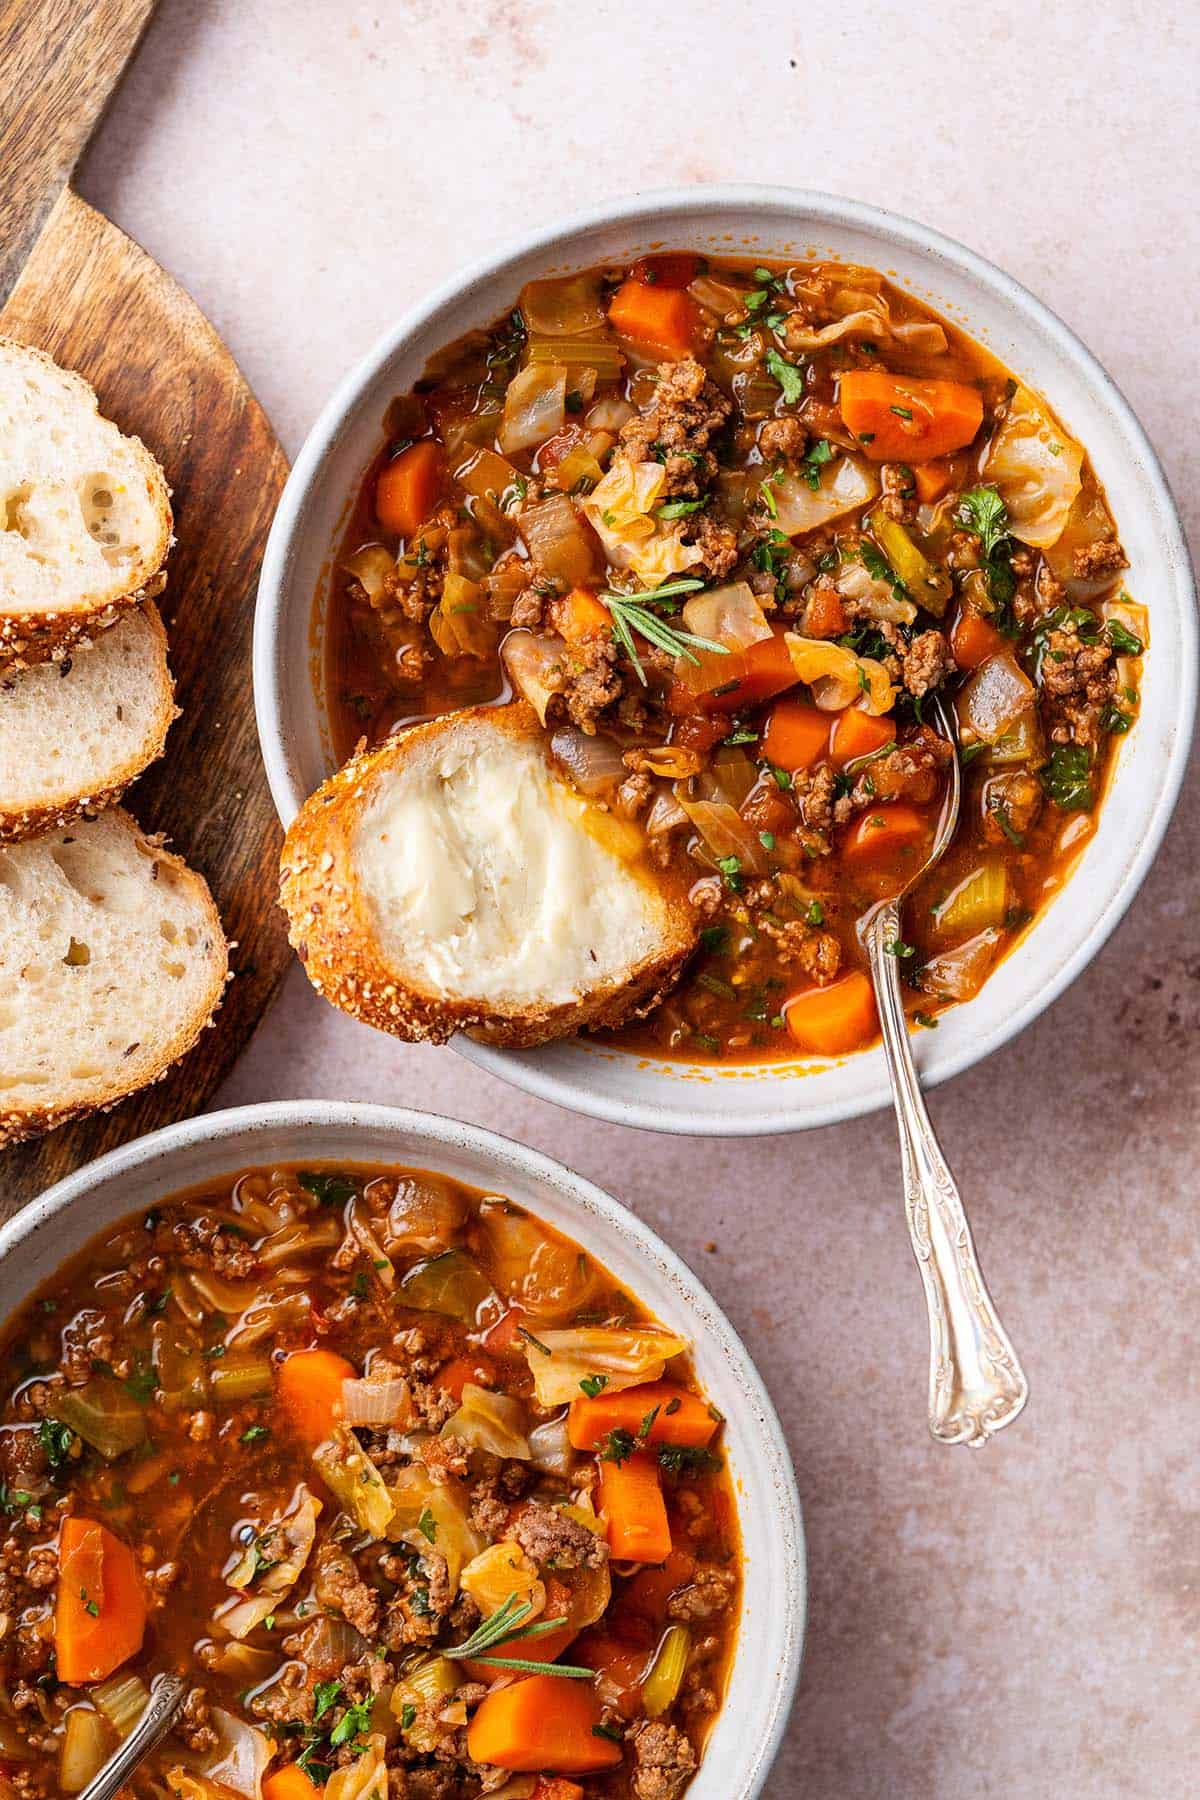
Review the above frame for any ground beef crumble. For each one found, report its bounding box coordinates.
[618,358,731,497]
[512,1501,608,1571]
[902,629,954,698]
[629,1718,698,1800]
[1039,623,1117,746]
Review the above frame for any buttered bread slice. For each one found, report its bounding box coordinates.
[280,703,698,1047]
[0,338,172,669]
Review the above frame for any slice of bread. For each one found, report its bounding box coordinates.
[280,703,698,1048]
[0,338,172,670]
[0,602,177,842]
[0,809,228,1147]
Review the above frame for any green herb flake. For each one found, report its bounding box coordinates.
[765,348,805,405]
[579,1374,608,1399]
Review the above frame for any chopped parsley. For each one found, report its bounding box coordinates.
[37,1419,74,1467]
[698,924,730,955]
[716,854,743,892]
[656,498,706,520]
[596,1428,636,1465]
[579,1374,608,1399]
[417,1507,438,1544]
[240,1424,270,1446]
[658,1444,722,1475]
[800,437,834,490]
[1105,619,1144,656]
[1041,744,1093,812]
[764,347,805,405]
[313,1680,343,1722]
[298,1171,356,1208]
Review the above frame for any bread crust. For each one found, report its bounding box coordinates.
[280,704,698,1048]
[0,810,229,1149]
[0,337,173,672]
[0,603,178,844]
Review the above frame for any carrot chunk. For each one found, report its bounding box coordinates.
[599,1453,672,1564]
[671,629,798,715]
[374,440,444,538]
[801,584,847,638]
[840,802,931,867]
[263,1767,323,1800]
[277,1348,355,1445]
[913,459,955,504]
[838,372,983,463]
[569,1382,717,1452]
[551,587,612,642]
[608,279,697,357]
[950,603,1006,672]
[55,1518,146,1684]
[784,971,878,1056]
[828,709,897,767]
[466,1674,623,1773]
[761,698,830,773]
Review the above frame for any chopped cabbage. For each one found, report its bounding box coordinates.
[580,458,705,583]
[325,1734,389,1800]
[386,1464,484,1589]
[982,384,1083,548]
[768,455,879,537]
[521,1326,688,1408]
[460,1540,545,1619]
[500,361,567,455]
[785,634,896,716]
[441,1382,530,1461]
[312,1428,393,1539]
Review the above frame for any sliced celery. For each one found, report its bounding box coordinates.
[866,509,953,616]
[932,861,1007,940]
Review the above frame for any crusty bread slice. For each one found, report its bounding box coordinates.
[280,703,698,1048]
[0,809,228,1147]
[0,338,172,670]
[0,602,177,842]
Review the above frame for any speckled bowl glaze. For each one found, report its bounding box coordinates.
[0,1101,805,1800]
[254,186,1196,1135]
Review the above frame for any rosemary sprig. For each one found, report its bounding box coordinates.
[598,579,729,684]
[443,1592,594,1678]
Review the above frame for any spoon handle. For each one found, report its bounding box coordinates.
[79,1672,188,1800]
[866,904,1029,1446]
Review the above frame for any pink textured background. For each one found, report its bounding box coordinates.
[81,4,1198,1793]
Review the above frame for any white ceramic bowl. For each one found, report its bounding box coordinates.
[255,186,1196,1136]
[0,1100,804,1799]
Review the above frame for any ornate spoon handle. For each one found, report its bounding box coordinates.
[866,903,1028,1446]
[79,1673,187,1800]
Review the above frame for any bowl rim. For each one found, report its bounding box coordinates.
[0,1098,807,1799]
[254,183,1197,1136]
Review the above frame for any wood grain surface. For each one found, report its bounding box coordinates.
[0,187,292,1216]
[0,0,156,302]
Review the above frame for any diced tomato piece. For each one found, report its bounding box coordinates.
[628,252,701,290]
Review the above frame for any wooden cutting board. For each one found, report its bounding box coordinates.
[0,0,292,1214]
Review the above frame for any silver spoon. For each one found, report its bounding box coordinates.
[78,1673,188,1800]
[860,693,1028,1447]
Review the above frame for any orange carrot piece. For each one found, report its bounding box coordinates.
[628,252,701,290]
[784,971,878,1056]
[840,802,930,867]
[374,440,444,538]
[608,279,697,357]
[276,1348,356,1445]
[950,604,1006,673]
[263,1766,323,1800]
[573,1632,650,1717]
[913,459,955,504]
[466,1577,577,1682]
[671,629,799,715]
[55,1518,146,1684]
[802,585,847,639]
[599,1453,672,1564]
[568,1382,717,1452]
[552,587,612,642]
[838,372,983,463]
[761,698,831,773]
[466,1674,623,1774]
[828,709,897,767]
